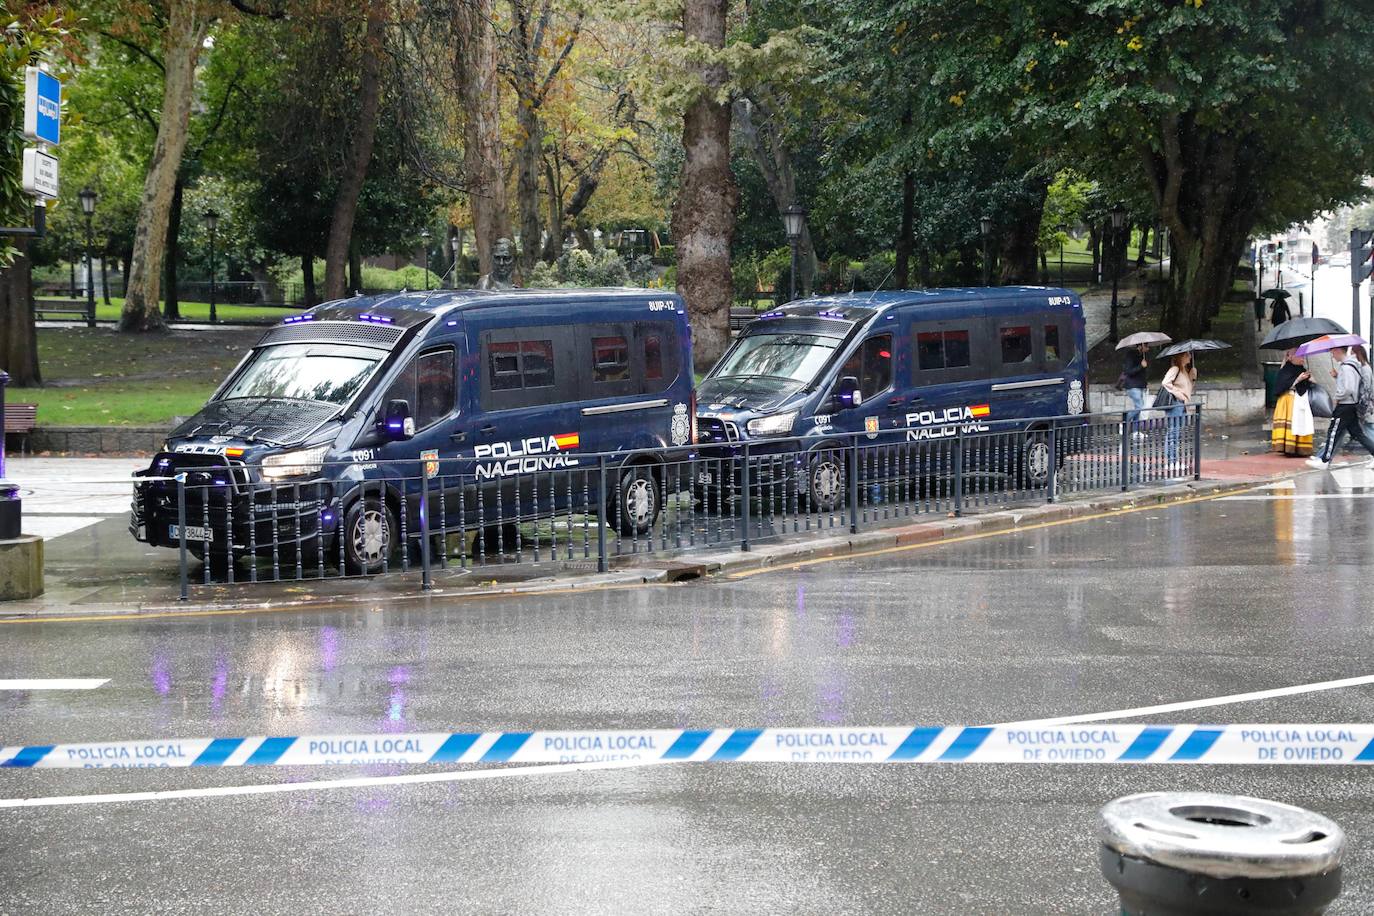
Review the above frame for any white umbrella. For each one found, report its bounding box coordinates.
[1115,331,1173,350]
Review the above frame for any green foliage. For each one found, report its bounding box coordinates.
[652,243,675,266]
[527,246,631,287]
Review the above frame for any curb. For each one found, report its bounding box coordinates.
[0,475,1280,622]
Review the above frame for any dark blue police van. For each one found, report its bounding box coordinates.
[132,288,694,571]
[695,288,1088,507]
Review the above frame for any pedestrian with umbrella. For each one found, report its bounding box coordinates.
[1261,316,1346,351]
[1261,288,1293,331]
[1299,335,1374,469]
[1115,331,1171,426]
[1270,349,1315,457]
[1154,339,1230,469]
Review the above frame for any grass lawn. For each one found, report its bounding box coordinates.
[12,325,262,427]
[35,296,301,324]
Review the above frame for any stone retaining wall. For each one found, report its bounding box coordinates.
[1090,384,1265,424]
[26,425,168,455]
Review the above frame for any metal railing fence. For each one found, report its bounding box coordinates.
[141,406,1205,600]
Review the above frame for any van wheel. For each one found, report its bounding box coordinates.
[807,452,845,512]
[613,466,660,536]
[344,497,398,574]
[1018,432,1055,489]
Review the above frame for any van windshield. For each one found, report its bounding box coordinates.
[709,333,840,386]
[220,343,383,406]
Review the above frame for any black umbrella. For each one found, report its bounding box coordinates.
[1261,316,1347,351]
[1261,288,1292,300]
[1157,339,1232,357]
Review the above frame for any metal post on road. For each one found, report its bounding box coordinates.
[1099,792,1345,916]
[419,467,432,591]
[1120,411,1131,492]
[848,438,859,534]
[1045,424,1058,503]
[739,442,751,551]
[1351,228,1373,338]
[953,428,964,517]
[420,229,431,290]
[176,474,189,602]
[1108,204,1125,342]
[1193,405,1203,481]
[595,455,608,573]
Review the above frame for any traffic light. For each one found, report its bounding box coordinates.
[1352,228,1374,285]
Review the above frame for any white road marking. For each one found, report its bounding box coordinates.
[0,678,108,690]
[0,757,675,810]
[1217,493,1374,501]
[995,673,1374,727]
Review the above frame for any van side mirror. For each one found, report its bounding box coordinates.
[380,399,415,441]
[833,376,863,411]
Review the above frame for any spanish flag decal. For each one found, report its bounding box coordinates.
[553,432,580,449]
[970,404,991,418]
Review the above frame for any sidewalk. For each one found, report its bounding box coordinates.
[0,446,1339,621]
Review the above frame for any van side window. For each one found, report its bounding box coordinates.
[592,335,630,382]
[1044,324,1061,363]
[841,334,893,395]
[489,339,555,390]
[385,347,455,431]
[916,329,971,370]
[1000,325,1033,365]
[644,335,663,381]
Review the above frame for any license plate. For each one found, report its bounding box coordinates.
[697,471,713,485]
[170,525,213,543]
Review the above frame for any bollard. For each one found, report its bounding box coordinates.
[0,370,19,539]
[1099,792,1344,916]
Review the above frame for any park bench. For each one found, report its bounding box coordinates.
[729,306,761,334]
[3,403,37,455]
[33,298,93,321]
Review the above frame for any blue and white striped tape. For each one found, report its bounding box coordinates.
[2,725,1371,770]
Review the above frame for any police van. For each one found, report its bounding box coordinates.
[695,288,1088,506]
[132,289,694,571]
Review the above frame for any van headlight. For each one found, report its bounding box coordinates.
[260,446,329,480]
[746,411,798,438]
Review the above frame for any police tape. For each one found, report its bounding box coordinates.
[4,724,1374,770]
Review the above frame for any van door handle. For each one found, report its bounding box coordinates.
[887,396,906,407]
[450,431,467,443]
[479,425,497,435]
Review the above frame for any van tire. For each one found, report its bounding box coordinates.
[613,465,660,536]
[344,496,399,574]
[1018,431,1056,489]
[806,451,846,512]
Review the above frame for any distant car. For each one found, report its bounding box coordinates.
[1329,252,1351,268]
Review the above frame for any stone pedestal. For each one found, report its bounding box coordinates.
[0,535,44,600]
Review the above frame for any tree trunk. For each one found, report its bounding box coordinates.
[514,99,542,274]
[1136,222,1149,267]
[1089,224,1102,283]
[735,95,816,295]
[100,255,110,304]
[895,171,915,289]
[302,251,317,307]
[164,177,184,321]
[541,158,564,263]
[673,0,737,371]
[121,254,130,296]
[998,178,1049,285]
[120,1,209,332]
[324,2,386,302]
[0,237,39,386]
[454,0,510,277]
[348,240,362,294]
[918,247,931,287]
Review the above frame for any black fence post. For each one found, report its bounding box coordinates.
[1046,423,1058,504]
[740,442,751,551]
[953,428,964,517]
[419,466,432,590]
[1193,404,1203,481]
[848,437,859,534]
[176,474,189,602]
[1120,410,1131,492]
[596,454,609,573]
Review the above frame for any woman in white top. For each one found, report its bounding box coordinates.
[1161,353,1196,468]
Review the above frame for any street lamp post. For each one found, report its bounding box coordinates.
[1108,203,1126,342]
[979,215,993,287]
[782,204,807,302]
[1056,223,1068,289]
[204,209,219,324]
[450,234,460,289]
[420,230,431,290]
[78,187,97,328]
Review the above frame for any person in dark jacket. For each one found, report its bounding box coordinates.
[1269,295,1291,328]
[1121,343,1149,423]
[1270,350,1312,457]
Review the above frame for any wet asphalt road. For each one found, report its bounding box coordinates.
[3,465,1374,914]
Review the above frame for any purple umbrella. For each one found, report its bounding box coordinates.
[1294,334,1368,358]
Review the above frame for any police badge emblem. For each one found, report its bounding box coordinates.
[420,448,439,479]
[671,403,691,446]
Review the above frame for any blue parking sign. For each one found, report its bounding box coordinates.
[24,67,60,145]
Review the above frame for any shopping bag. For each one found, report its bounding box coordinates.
[1309,385,1334,419]
[1291,392,1315,437]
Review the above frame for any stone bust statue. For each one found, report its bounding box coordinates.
[478,238,517,290]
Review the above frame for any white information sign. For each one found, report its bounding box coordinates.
[22,148,59,199]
